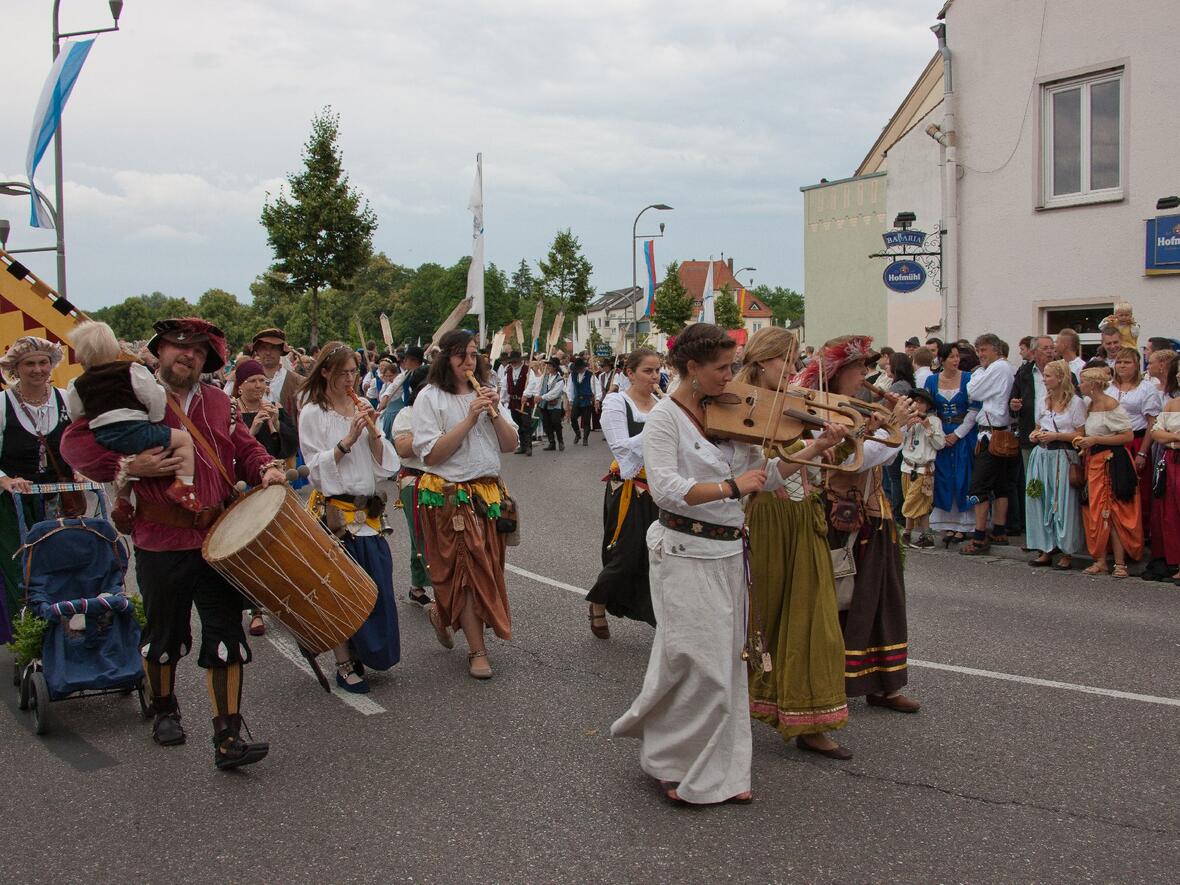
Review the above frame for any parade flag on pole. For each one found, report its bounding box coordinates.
[737,287,747,315]
[642,240,657,317]
[700,258,715,324]
[26,38,94,228]
[465,153,485,344]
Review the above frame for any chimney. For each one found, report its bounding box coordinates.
[727,257,734,273]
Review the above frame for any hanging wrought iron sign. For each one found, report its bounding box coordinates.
[883,260,927,293]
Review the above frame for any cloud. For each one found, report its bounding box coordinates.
[126,223,207,243]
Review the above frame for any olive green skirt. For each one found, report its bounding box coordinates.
[745,491,848,739]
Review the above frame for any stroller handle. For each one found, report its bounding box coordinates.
[14,481,105,496]
[38,593,133,623]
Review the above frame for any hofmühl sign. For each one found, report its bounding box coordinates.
[883,260,926,293]
[1146,214,1180,274]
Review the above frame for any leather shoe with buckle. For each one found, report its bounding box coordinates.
[866,692,921,713]
[151,698,186,746]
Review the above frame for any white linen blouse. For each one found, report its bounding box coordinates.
[411,383,512,482]
[1106,380,1162,431]
[1035,395,1088,433]
[298,401,399,538]
[1084,406,1132,438]
[390,406,427,472]
[600,391,652,480]
[641,396,784,559]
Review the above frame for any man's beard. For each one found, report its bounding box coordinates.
[159,362,200,390]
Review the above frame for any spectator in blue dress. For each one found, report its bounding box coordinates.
[924,342,980,545]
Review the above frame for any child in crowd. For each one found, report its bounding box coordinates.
[900,388,945,548]
[1100,300,1140,351]
[65,320,200,512]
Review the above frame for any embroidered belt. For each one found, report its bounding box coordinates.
[397,467,424,479]
[658,510,742,542]
[1039,441,1073,451]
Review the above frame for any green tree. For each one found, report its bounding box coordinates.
[92,292,195,342]
[651,262,694,336]
[259,107,377,348]
[714,283,743,330]
[537,229,593,338]
[194,288,258,349]
[752,284,805,327]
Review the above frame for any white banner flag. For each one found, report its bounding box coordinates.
[700,258,715,324]
[465,153,485,341]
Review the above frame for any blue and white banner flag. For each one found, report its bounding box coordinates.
[25,38,94,228]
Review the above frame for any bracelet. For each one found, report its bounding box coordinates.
[726,479,741,499]
[337,441,351,455]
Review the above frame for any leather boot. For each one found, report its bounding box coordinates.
[150,696,186,746]
[212,714,270,770]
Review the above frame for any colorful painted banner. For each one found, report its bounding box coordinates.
[642,240,657,316]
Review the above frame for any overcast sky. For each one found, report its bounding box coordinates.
[2,0,943,311]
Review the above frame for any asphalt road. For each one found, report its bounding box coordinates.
[2,428,1178,884]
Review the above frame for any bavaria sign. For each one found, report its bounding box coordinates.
[883,260,926,293]
[883,229,927,249]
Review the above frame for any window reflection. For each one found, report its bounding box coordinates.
[1052,87,1082,195]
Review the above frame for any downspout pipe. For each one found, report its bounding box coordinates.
[932,21,959,341]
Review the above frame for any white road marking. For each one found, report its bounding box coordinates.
[505,562,1180,710]
[263,626,386,716]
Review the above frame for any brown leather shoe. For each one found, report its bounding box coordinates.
[795,735,854,760]
[427,603,454,650]
[866,692,921,713]
[588,606,610,639]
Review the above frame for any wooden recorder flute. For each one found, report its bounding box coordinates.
[347,388,379,431]
[466,371,500,418]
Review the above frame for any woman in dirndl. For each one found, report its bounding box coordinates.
[796,336,922,715]
[1150,382,1180,584]
[611,323,798,806]
[1076,366,1142,579]
[0,337,74,644]
[584,348,662,637]
[924,342,979,544]
[411,330,519,679]
[735,327,853,760]
[1025,359,1085,570]
[298,342,401,694]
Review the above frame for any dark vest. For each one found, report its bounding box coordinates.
[572,372,594,407]
[505,366,529,412]
[0,390,70,481]
[73,361,145,419]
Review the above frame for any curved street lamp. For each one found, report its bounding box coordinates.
[0,181,60,252]
[630,203,673,350]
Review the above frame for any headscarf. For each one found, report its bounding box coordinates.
[0,336,64,384]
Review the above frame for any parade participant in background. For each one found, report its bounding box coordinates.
[381,346,425,434]
[501,351,539,457]
[537,357,567,451]
[960,333,1017,555]
[66,320,200,513]
[584,348,661,637]
[567,357,600,446]
[735,328,853,761]
[611,323,799,805]
[1149,372,1180,584]
[913,347,934,390]
[925,337,943,369]
[0,337,74,644]
[899,388,945,548]
[233,358,299,637]
[391,379,433,608]
[1076,366,1141,577]
[904,337,921,358]
[412,330,518,679]
[1055,328,1086,378]
[796,335,921,714]
[926,342,979,543]
[882,351,916,521]
[61,318,284,769]
[299,343,401,693]
[244,328,303,417]
[1025,360,1086,570]
[1108,347,1162,543]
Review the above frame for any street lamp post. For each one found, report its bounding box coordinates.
[48,0,124,298]
[630,203,672,351]
[0,182,60,255]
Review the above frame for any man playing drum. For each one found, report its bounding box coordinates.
[61,318,286,770]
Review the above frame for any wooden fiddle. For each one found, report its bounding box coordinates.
[791,387,905,448]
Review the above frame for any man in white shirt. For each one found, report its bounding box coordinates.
[1055,327,1087,378]
[962,333,1018,555]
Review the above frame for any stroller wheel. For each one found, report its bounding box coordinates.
[136,682,151,720]
[17,667,30,711]
[30,671,50,735]
[12,661,20,688]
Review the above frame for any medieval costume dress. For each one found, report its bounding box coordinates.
[1024,396,1086,557]
[1153,410,1180,573]
[0,385,72,643]
[1082,406,1144,564]
[745,447,848,741]
[411,383,513,641]
[611,397,787,804]
[300,403,402,671]
[924,369,979,535]
[391,403,432,598]
[585,391,657,625]
[1107,378,1162,542]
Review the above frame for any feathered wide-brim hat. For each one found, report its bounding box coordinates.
[792,335,878,390]
[0,336,64,384]
[147,317,228,372]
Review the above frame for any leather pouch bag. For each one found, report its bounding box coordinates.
[987,428,1020,458]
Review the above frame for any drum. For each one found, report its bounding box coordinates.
[202,485,378,654]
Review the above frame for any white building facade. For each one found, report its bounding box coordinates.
[939,0,1178,352]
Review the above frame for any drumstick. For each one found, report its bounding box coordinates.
[347,388,379,431]
[465,371,500,418]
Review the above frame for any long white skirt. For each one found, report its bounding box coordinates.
[610,528,751,804]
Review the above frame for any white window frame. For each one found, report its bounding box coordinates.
[1040,69,1124,209]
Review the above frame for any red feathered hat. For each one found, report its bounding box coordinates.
[792,335,878,390]
[147,317,228,372]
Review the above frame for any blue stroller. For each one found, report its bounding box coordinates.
[13,482,147,735]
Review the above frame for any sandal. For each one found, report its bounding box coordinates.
[1053,556,1073,571]
[959,539,991,556]
[1112,564,1129,579]
[1029,554,1053,567]
[588,606,610,640]
[467,650,492,679]
[407,588,432,607]
[427,603,454,650]
[1082,563,1109,576]
[988,534,1010,546]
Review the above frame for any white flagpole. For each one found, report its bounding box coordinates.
[466,153,486,347]
[700,257,716,324]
